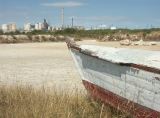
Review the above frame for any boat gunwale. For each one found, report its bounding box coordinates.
[66,38,160,75]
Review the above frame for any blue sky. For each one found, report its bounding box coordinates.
[0,0,160,29]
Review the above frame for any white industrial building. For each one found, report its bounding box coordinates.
[24,23,35,32]
[24,23,31,31]
[97,24,107,29]
[110,26,117,30]
[23,19,49,31]
[1,23,17,33]
[1,24,8,32]
[35,23,43,30]
[8,23,16,32]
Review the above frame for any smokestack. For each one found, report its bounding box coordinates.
[72,17,74,28]
[61,8,64,28]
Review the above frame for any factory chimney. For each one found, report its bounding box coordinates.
[72,17,74,28]
[61,8,64,28]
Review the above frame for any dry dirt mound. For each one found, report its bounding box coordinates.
[0,35,66,43]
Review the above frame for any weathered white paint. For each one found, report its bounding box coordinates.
[80,45,160,69]
[70,49,160,112]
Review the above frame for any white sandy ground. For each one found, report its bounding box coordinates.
[0,42,84,91]
[0,40,159,91]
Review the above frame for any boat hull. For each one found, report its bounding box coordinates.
[82,80,159,118]
[70,48,160,118]
[65,37,160,118]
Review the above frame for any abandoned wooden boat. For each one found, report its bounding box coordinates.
[66,38,160,118]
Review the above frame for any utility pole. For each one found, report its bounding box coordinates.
[72,17,74,28]
[61,8,64,28]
